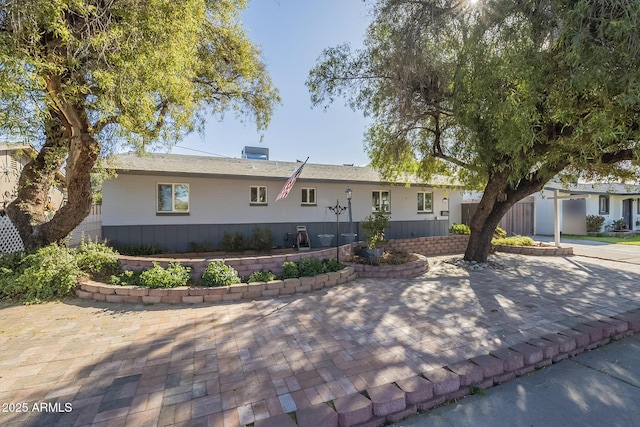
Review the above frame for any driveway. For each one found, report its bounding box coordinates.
[1,253,639,426]
[534,235,640,264]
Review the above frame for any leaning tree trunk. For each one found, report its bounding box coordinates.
[6,106,99,249]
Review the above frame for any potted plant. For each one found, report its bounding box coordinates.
[360,211,390,258]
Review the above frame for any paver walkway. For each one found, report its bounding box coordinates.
[1,253,639,426]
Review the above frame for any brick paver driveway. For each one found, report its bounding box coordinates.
[1,253,639,426]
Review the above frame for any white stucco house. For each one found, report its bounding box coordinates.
[536,181,640,235]
[102,152,465,251]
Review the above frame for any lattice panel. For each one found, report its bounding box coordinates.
[0,213,25,254]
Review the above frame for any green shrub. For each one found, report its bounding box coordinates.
[492,236,535,246]
[139,262,191,288]
[249,227,274,252]
[493,226,507,239]
[75,239,121,280]
[611,218,628,231]
[322,258,344,272]
[188,241,215,253]
[0,251,27,301]
[109,270,142,286]
[586,215,606,233]
[449,223,471,235]
[248,270,276,283]
[297,257,324,277]
[201,261,241,286]
[281,261,299,279]
[220,232,246,252]
[118,243,165,256]
[14,244,79,303]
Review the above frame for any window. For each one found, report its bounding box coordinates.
[157,183,189,213]
[301,188,316,205]
[250,186,268,205]
[372,190,390,212]
[417,192,433,213]
[599,195,610,215]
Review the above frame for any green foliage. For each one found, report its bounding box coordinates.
[361,211,390,248]
[281,261,300,279]
[75,239,121,280]
[297,257,325,277]
[117,244,165,256]
[188,241,215,253]
[109,270,142,287]
[308,0,640,260]
[611,218,628,231]
[249,227,274,252]
[586,215,606,233]
[322,258,345,273]
[13,245,79,303]
[201,261,241,287]
[493,227,507,239]
[492,236,535,247]
[248,270,276,283]
[220,232,247,252]
[0,0,279,249]
[139,262,191,289]
[449,223,471,235]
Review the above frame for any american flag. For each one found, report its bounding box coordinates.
[276,158,308,202]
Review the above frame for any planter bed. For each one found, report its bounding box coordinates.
[346,253,429,279]
[77,266,357,304]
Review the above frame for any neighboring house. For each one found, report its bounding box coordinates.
[0,143,65,213]
[102,153,465,252]
[536,181,640,235]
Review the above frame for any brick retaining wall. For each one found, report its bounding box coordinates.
[383,235,470,256]
[348,254,429,279]
[77,266,358,304]
[495,245,573,256]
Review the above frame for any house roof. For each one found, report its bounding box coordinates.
[544,180,640,196]
[109,152,462,187]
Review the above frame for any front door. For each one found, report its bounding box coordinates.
[623,198,633,230]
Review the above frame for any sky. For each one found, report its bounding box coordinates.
[170,0,373,166]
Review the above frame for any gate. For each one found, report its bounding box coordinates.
[461,198,534,236]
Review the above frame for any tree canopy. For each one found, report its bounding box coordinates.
[308,0,640,261]
[1,0,279,248]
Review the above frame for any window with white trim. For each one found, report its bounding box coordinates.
[301,188,316,205]
[599,195,610,215]
[417,192,433,213]
[157,183,189,213]
[250,186,268,205]
[372,190,390,212]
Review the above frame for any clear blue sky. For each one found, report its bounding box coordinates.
[171,0,372,166]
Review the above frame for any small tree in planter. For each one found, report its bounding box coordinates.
[360,211,390,258]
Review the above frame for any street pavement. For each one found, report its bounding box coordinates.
[0,245,639,426]
[392,333,640,427]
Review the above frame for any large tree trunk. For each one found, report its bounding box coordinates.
[6,105,99,249]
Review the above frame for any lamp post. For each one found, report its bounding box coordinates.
[345,186,353,235]
[327,199,347,262]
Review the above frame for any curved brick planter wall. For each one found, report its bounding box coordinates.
[77,266,358,304]
[348,254,429,279]
[117,244,357,281]
[495,245,573,256]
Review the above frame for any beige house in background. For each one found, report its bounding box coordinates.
[0,143,65,213]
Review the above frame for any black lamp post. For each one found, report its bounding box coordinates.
[327,199,347,262]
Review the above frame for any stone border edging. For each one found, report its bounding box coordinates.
[495,244,573,256]
[254,309,640,427]
[347,253,429,278]
[76,266,358,304]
